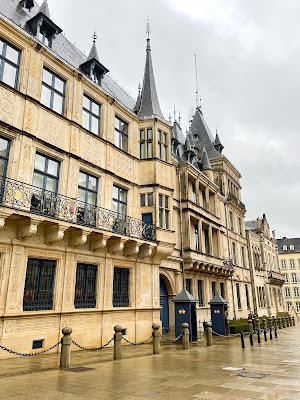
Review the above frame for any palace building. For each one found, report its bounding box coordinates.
[0,0,284,356]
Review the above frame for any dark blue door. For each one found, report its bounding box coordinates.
[160,277,169,333]
[142,213,153,241]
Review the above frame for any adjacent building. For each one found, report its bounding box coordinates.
[245,215,285,317]
[277,237,300,317]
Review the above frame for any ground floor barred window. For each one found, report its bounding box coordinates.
[23,259,56,311]
[113,267,129,307]
[74,263,97,308]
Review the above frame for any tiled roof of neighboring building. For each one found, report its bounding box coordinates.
[277,237,300,254]
[0,0,136,113]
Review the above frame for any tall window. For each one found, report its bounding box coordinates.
[292,273,298,283]
[245,284,250,309]
[236,283,241,309]
[281,260,286,269]
[203,228,209,254]
[140,128,153,159]
[114,116,128,152]
[0,39,20,88]
[140,193,153,207]
[23,259,56,311]
[112,185,127,216]
[283,273,288,283]
[238,217,243,235]
[194,224,199,251]
[113,268,129,307]
[31,153,59,214]
[0,137,10,178]
[77,171,98,224]
[158,130,168,161]
[202,190,207,209]
[287,301,292,311]
[294,287,300,297]
[241,247,245,268]
[212,281,216,298]
[232,242,236,265]
[38,27,52,47]
[220,282,225,299]
[186,279,192,294]
[41,68,65,115]
[285,287,290,297]
[82,95,101,135]
[191,183,196,203]
[290,259,295,269]
[229,211,234,230]
[198,280,203,306]
[74,263,97,308]
[159,194,169,229]
[296,302,300,312]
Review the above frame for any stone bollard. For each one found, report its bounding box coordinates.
[114,325,123,360]
[286,317,290,327]
[248,319,254,333]
[255,318,261,332]
[240,331,245,349]
[205,322,213,347]
[292,316,295,326]
[182,323,190,350]
[262,318,266,330]
[289,316,292,326]
[60,327,72,369]
[152,324,160,355]
[273,317,277,329]
[282,317,286,328]
[268,317,272,330]
[278,317,282,329]
[249,331,254,346]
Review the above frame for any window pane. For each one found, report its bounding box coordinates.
[164,146,168,161]
[147,129,153,140]
[54,76,65,93]
[45,177,56,192]
[33,172,44,189]
[42,69,52,86]
[41,86,51,108]
[114,130,120,147]
[140,194,145,207]
[165,210,169,229]
[148,193,153,206]
[0,40,3,55]
[2,63,17,88]
[78,188,86,202]
[159,194,163,207]
[159,209,163,228]
[120,120,127,134]
[78,172,87,188]
[112,186,119,200]
[114,117,120,129]
[140,143,145,159]
[0,160,6,176]
[0,138,9,157]
[6,44,19,64]
[91,116,99,135]
[121,134,127,151]
[120,203,127,215]
[165,196,169,209]
[35,154,46,172]
[53,93,64,114]
[158,130,162,141]
[92,101,100,115]
[119,188,127,202]
[112,200,118,213]
[140,129,145,141]
[47,159,59,177]
[82,110,90,130]
[147,142,152,158]
[87,191,96,205]
[88,176,97,191]
[163,133,167,144]
[83,95,90,110]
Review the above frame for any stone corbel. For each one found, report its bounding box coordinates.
[90,233,111,252]
[45,224,69,245]
[138,243,155,259]
[69,229,90,248]
[152,242,174,263]
[124,241,141,257]
[0,210,13,229]
[107,238,127,254]
[18,217,43,240]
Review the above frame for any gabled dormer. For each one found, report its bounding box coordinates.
[20,0,34,11]
[80,34,109,87]
[27,0,62,48]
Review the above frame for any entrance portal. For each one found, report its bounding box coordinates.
[160,277,169,333]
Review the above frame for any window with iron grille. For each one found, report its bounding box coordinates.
[236,283,242,309]
[41,68,65,115]
[198,280,204,306]
[0,39,20,89]
[74,263,97,308]
[212,281,216,298]
[140,128,153,159]
[113,268,129,307]
[23,259,56,311]
[114,116,128,152]
[82,95,101,136]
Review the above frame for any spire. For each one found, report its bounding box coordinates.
[39,0,50,19]
[134,83,142,113]
[87,32,100,62]
[201,147,212,171]
[214,129,224,154]
[136,21,164,119]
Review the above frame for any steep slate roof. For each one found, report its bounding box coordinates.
[39,0,50,18]
[201,147,212,170]
[0,0,136,113]
[172,121,186,144]
[277,238,300,254]
[189,107,223,160]
[136,38,164,119]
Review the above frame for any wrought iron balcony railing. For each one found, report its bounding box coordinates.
[227,192,246,211]
[0,176,156,242]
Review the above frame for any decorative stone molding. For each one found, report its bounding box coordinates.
[107,238,126,254]
[0,210,13,229]
[18,217,43,240]
[138,243,155,259]
[152,242,175,263]
[124,241,141,257]
[90,233,111,252]
[45,224,68,245]
[69,229,90,248]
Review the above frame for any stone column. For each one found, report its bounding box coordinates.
[60,327,72,369]
[182,323,189,350]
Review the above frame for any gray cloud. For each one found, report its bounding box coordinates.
[49,0,300,238]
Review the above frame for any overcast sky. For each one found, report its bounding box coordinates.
[48,0,300,239]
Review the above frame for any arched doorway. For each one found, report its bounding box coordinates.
[160,276,169,333]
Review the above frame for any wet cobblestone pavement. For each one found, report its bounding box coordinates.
[0,326,299,399]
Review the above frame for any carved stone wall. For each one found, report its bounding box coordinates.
[5,246,27,313]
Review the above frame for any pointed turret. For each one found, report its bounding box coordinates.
[134,84,142,113]
[39,0,50,18]
[201,148,214,181]
[136,37,164,119]
[214,130,224,154]
[80,33,109,86]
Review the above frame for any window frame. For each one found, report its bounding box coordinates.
[236,283,242,310]
[139,128,153,159]
[158,129,168,161]
[198,280,204,307]
[0,38,21,89]
[82,94,101,136]
[113,267,130,307]
[74,263,97,309]
[41,67,66,115]
[159,194,170,230]
[0,136,10,179]
[114,116,128,152]
[78,171,98,206]
[33,152,60,194]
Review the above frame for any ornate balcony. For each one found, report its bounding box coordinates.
[268,271,286,286]
[227,192,246,211]
[0,176,156,242]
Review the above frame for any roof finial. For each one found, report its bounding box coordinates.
[92,32,97,45]
[138,83,141,94]
[146,17,151,39]
[169,112,172,124]
[178,110,181,127]
[174,105,177,123]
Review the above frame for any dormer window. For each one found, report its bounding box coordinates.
[283,245,287,251]
[38,27,52,47]
[290,245,295,251]
[20,0,34,11]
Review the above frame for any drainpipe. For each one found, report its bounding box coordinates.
[224,201,236,319]
[177,167,185,290]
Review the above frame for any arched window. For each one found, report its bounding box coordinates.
[283,245,287,251]
[290,245,295,251]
